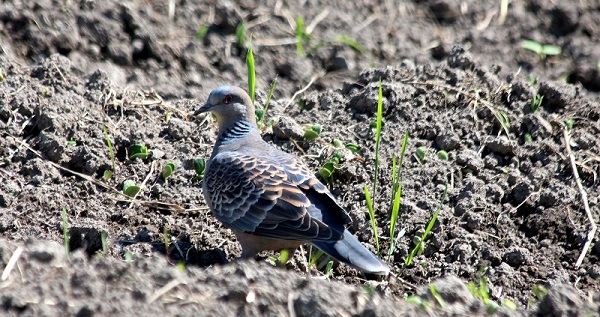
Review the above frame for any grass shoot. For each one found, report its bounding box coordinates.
[404,185,447,267]
[246,36,256,104]
[388,132,409,258]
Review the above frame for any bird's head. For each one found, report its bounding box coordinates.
[195,86,256,125]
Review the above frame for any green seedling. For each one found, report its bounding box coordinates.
[369,118,385,130]
[524,133,533,142]
[520,40,561,60]
[236,22,246,49]
[527,74,539,85]
[404,185,447,267]
[124,251,133,262]
[531,94,543,112]
[495,111,510,136]
[101,231,108,255]
[295,16,311,56]
[388,133,409,258]
[66,140,76,146]
[532,285,548,300]
[429,284,446,308]
[162,162,176,180]
[103,170,113,181]
[196,25,209,41]
[256,79,277,129]
[318,161,336,183]
[270,248,291,267]
[406,295,428,310]
[193,158,206,179]
[163,227,171,255]
[332,138,343,148]
[165,112,172,124]
[318,152,343,184]
[123,180,141,197]
[364,79,384,255]
[103,125,115,180]
[503,299,517,310]
[364,185,380,254]
[362,284,375,298]
[563,119,573,132]
[415,146,427,163]
[246,36,256,104]
[437,150,449,160]
[345,143,360,153]
[61,207,70,258]
[128,144,149,160]
[176,262,186,272]
[303,124,322,140]
[324,260,334,278]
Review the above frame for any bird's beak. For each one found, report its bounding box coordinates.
[194,102,212,116]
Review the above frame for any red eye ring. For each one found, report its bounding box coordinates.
[224,95,233,104]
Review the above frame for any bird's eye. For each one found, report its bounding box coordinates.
[223,95,233,104]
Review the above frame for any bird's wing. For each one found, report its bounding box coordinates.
[204,152,345,242]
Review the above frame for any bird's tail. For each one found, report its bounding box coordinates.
[312,230,390,275]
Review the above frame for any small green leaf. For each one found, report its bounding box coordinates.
[502,299,516,310]
[236,23,246,48]
[196,25,209,41]
[520,40,543,55]
[318,161,335,180]
[103,170,113,181]
[332,138,343,148]
[66,140,76,146]
[194,158,206,177]
[527,74,539,85]
[345,143,360,153]
[541,44,561,56]
[123,180,141,197]
[162,162,176,180]
[564,119,573,131]
[416,146,427,163]
[129,144,149,160]
[437,150,448,160]
[332,152,344,163]
[524,133,533,142]
[304,124,322,140]
[255,108,265,122]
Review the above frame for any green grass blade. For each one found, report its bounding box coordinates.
[388,132,409,257]
[246,36,256,104]
[371,79,383,209]
[405,185,447,267]
[364,185,380,254]
[295,16,305,56]
[260,78,277,126]
[103,125,115,171]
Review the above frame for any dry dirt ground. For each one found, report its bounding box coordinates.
[1,0,600,316]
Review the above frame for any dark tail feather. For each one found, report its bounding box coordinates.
[312,230,390,275]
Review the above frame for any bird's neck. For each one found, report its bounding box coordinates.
[211,117,260,157]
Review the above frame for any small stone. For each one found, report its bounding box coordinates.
[272,116,304,140]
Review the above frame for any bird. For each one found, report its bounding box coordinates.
[195,86,389,275]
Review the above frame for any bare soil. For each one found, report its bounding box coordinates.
[1,1,599,316]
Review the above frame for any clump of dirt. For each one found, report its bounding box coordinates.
[1,0,599,316]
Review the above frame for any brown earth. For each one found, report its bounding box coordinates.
[1,0,599,316]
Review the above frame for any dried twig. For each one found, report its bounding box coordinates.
[1,247,23,281]
[564,127,597,268]
[282,76,318,111]
[148,279,183,303]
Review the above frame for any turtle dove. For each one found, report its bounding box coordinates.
[195,86,389,275]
